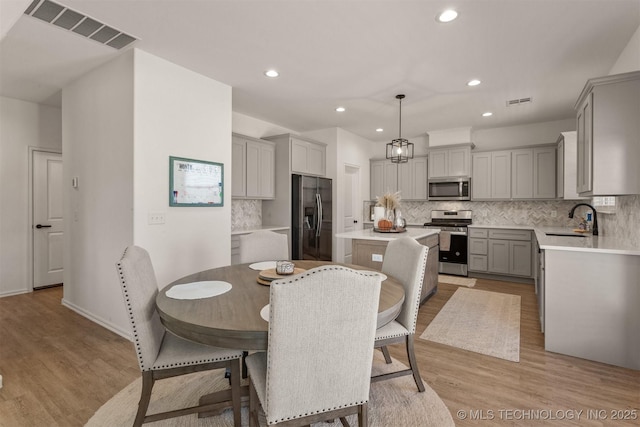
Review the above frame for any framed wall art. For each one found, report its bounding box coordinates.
[169,156,224,207]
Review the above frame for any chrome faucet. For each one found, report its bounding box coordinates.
[568,203,598,236]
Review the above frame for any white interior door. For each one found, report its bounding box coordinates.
[33,151,64,289]
[343,165,361,264]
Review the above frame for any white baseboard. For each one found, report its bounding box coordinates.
[61,298,132,341]
[0,289,29,298]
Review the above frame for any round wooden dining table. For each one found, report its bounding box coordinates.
[156,260,405,351]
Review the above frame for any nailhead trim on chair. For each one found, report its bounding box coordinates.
[117,248,240,372]
[116,247,150,371]
[408,246,428,334]
[271,400,368,424]
[265,265,377,424]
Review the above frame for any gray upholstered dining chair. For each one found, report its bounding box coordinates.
[244,265,382,427]
[372,236,428,392]
[116,245,243,427]
[239,230,289,263]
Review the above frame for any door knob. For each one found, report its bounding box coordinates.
[35,224,52,229]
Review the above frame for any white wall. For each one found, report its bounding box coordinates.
[0,97,61,296]
[609,24,640,74]
[62,49,232,337]
[62,51,134,334]
[133,49,232,286]
[471,118,576,151]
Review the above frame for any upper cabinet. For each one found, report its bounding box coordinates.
[232,133,275,199]
[428,145,471,179]
[556,131,587,200]
[575,71,640,196]
[370,157,427,201]
[290,136,326,176]
[472,147,556,200]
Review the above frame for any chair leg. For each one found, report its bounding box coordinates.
[405,335,425,392]
[230,359,242,427]
[249,378,259,427]
[134,371,154,427]
[380,346,392,364]
[359,402,368,427]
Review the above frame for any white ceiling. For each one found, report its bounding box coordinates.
[1,0,639,142]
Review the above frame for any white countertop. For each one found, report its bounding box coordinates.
[470,224,639,256]
[335,228,439,242]
[231,225,289,236]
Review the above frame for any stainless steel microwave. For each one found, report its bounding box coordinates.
[428,178,471,201]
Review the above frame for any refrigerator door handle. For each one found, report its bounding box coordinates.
[316,193,322,237]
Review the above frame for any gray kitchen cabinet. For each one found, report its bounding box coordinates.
[472,151,512,200]
[575,70,640,196]
[428,145,471,178]
[468,228,489,272]
[472,147,555,200]
[232,133,275,199]
[290,136,326,176]
[370,159,399,200]
[471,152,491,199]
[511,149,533,199]
[231,137,246,198]
[532,146,556,199]
[556,131,587,200]
[469,227,532,278]
[398,156,428,200]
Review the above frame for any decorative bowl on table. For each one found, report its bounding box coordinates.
[275,261,295,275]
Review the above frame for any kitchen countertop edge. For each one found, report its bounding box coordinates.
[231,225,290,236]
[335,228,440,242]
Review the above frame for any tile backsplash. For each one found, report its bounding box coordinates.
[366,195,640,248]
[236,195,639,247]
[231,199,262,230]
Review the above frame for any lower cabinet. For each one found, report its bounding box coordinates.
[469,228,532,278]
[350,233,439,304]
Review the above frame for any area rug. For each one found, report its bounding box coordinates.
[85,353,454,426]
[438,274,476,287]
[420,288,521,362]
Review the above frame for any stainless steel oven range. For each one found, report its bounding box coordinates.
[424,210,472,277]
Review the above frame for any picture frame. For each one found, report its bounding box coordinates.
[169,156,224,207]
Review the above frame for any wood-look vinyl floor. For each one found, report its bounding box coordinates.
[0,281,638,426]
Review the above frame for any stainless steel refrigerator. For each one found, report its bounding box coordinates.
[291,174,332,261]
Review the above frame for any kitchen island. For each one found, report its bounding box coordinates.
[534,228,640,370]
[335,228,440,304]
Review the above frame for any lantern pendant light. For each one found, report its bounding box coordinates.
[386,94,414,163]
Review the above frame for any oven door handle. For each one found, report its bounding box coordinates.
[443,231,468,236]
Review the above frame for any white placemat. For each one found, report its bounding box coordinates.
[260,304,270,322]
[249,261,278,271]
[166,281,232,300]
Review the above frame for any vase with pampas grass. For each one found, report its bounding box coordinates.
[375,192,401,230]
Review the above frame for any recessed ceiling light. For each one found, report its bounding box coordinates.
[376,128,384,132]
[467,79,481,86]
[437,9,458,23]
[482,112,493,117]
[264,70,279,78]
[335,106,346,112]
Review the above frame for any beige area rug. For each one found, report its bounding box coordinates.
[438,274,476,287]
[420,288,521,362]
[85,352,454,426]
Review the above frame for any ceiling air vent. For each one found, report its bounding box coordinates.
[506,97,533,107]
[23,0,137,50]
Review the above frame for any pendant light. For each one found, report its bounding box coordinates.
[386,94,414,163]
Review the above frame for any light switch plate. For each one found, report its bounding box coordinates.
[148,212,166,225]
[372,254,383,262]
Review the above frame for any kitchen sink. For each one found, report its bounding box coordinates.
[545,233,588,237]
